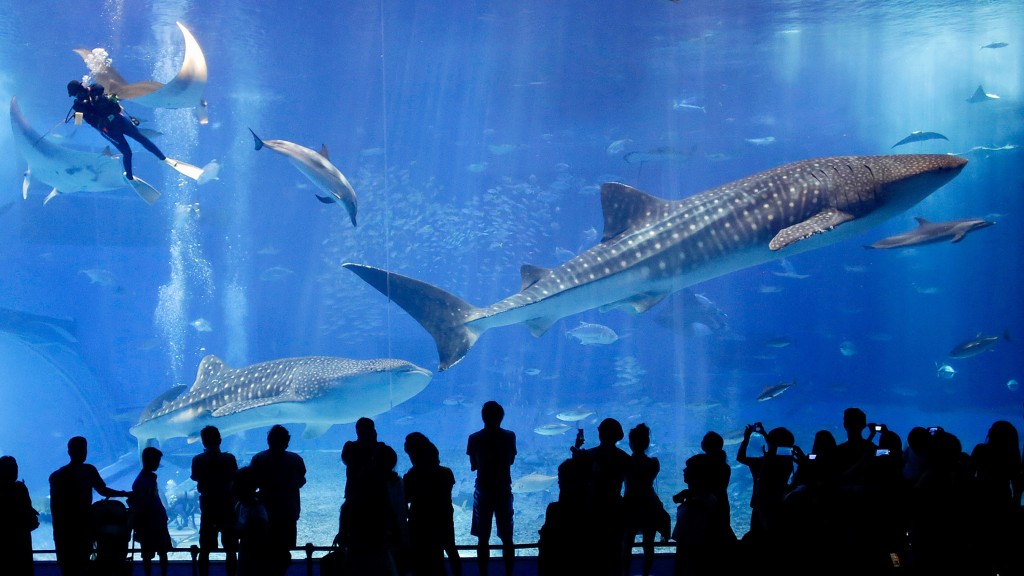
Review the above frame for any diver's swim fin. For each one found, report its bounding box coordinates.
[124,173,161,205]
[163,157,205,181]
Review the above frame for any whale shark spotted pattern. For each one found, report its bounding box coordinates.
[345,154,968,371]
[130,355,432,450]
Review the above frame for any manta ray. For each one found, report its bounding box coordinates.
[10,97,160,204]
[74,21,209,122]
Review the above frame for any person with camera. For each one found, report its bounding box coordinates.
[736,421,797,570]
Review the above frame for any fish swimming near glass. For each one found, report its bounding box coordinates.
[865,217,994,249]
[566,321,619,345]
[344,154,967,371]
[948,331,1010,359]
[757,381,794,401]
[249,129,358,226]
[890,131,948,148]
[130,355,432,451]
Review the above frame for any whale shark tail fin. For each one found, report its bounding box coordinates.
[163,157,204,181]
[343,263,483,371]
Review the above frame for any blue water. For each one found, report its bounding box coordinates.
[0,0,1022,554]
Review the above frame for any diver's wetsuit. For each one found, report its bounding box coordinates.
[68,82,166,180]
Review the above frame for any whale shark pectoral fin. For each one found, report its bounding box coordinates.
[769,208,855,251]
[303,422,332,440]
[22,170,30,200]
[212,397,280,417]
[524,317,557,338]
[315,194,335,204]
[951,232,967,243]
[43,188,60,205]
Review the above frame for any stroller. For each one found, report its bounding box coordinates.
[91,497,134,575]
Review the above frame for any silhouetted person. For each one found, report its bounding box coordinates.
[622,423,669,576]
[131,446,172,576]
[233,466,268,576]
[381,444,409,575]
[736,423,795,569]
[49,436,130,576]
[341,417,389,537]
[0,455,38,576]
[699,431,733,535]
[466,400,516,576]
[404,432,461,576]
[340,418,400,575]
[829,409,878,571]
[249,425,307,576]
[672,453,735,576]
[537,457,588,576]
[191,425,239,576]
[571,417,631,576]
[966,420,1023,576]
[906,427,971,574]
[785,429,838,575]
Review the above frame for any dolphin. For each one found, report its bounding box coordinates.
[891,131,948,148]
[9,97,161,204]
[74,21,208,121]
[344,154,967,371]
[130,354,432,450]
[249,129,358,226]
[866,216,995,249]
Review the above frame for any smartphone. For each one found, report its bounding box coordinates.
[776,446,793,456]
[807,453,817,460]
[928,426,942,435]
[873,425,883,432]
[576,428,584,444]
[875,448,890,457]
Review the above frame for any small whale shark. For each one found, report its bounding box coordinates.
[130,354,432,451]
[980,42,1008,50]
[75,22,208,121]
[345,154,967,370]
[249,129,358,226]
[866,217,995,249]
[966,85,1000,103]
[891,131,948,148]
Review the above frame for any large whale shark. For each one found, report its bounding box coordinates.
[344,154,967,371]
[74,21,209,121]
[249,129,359,226]
[130,355,432,450]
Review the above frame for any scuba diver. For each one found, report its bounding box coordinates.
[65,79,204,185]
